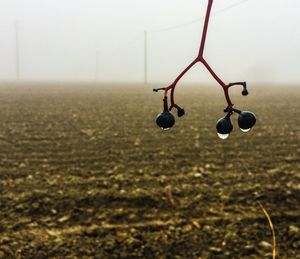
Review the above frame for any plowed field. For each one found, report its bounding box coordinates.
[0,83,299,258]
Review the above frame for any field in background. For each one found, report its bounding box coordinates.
[0,83,299,258]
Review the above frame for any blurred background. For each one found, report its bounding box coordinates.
[0,0,299,84]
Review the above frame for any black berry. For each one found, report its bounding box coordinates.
[216,115,233,139]
[156,112,175,130]
[238,111,256,132]
[156,97,175,130]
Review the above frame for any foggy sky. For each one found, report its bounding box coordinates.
[0,0,299,84]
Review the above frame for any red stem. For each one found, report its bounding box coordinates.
[198,0,213,57]
[165,59,199,107]
[199,58,226,87]
[164,0,239,110]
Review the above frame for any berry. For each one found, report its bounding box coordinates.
[241,82,248,96]
[156,112,175,130]
[156,97,175,130]
[238,111,256,132]
[242,89,248,96]
[216,115,233,139]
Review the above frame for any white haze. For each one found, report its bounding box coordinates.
[0,0,299,84]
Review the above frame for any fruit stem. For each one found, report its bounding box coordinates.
[163,97,169,112]
[225,112,232,119]
[198,0,213,57]
[153,87,166,92]
[164,58,199,108]
[199,58,226,87]
[162,0,244,111]
[227,82,246,88]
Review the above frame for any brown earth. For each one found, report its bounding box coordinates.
[0,82,299,258]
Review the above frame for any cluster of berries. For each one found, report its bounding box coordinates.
[155,84,256,139]
[153,0,256,139]
[216,110,256,139]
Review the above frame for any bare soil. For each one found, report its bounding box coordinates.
[0,82,299,258]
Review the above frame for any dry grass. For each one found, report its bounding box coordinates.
[258,201,277,259]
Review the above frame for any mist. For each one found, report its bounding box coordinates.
[0,0,299,84]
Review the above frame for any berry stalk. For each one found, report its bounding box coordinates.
[154,0,256,138]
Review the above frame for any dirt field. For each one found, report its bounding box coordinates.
[0,82,299,258]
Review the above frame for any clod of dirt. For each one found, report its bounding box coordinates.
[259,241,273,250]
[289,225,299,235]
[209,247,222,253]
[58,215,70,223]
